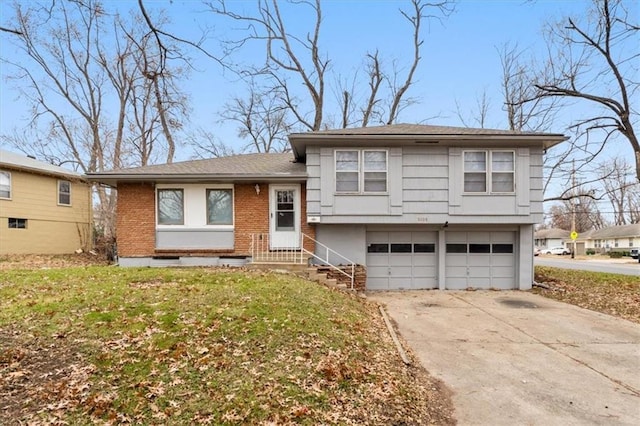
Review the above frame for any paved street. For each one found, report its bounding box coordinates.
[535,257,639,276]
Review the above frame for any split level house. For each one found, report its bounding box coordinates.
[87,124,567,291]
[0,149,92,255]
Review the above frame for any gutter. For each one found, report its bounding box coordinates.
[85,173,308,187]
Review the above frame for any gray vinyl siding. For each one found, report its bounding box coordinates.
[306,144,543,224]
[156,229,234,250]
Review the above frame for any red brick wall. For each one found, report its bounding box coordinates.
[234,183,270,254]
[234,182,316,255]
[116,181,315,258]
[117,182,156,256]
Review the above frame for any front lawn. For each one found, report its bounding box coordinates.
[0,267,454,425]
[533,266,640,324]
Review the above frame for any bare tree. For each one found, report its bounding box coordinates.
[221,80,292,153]
[547,194,607,232]
[528,0,639,182]
[186,128,236,159]
[1,1,190,237]
[205,0,453,139]
[455,89,492,129]
[597,157,640,224]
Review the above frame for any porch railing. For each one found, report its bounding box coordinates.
[250,232,356,290]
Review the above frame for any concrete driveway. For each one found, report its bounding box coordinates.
[369,291,640,425]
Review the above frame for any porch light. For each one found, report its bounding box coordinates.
[255,184,260,195]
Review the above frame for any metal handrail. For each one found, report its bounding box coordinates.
[250,232,356,290]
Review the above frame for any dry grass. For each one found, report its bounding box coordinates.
[0,266,455,425]
[533,266,640,324]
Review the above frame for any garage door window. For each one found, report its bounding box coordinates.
[492,244,513,253]
[391,243,412,253]
[469,243,491,253]
[446,243,467,253]
[414,243,435,253]
[368,243,389,253]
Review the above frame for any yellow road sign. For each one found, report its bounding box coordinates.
[570,231,578,240]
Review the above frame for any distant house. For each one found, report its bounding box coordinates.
[87,124,567,290]
[0,150,92,255]
[534,228,570,250]
[579,224,640,254]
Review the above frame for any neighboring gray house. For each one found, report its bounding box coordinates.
[88,124,566,291]
[534,228,571,250]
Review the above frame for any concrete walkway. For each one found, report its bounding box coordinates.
[369,291,640,426]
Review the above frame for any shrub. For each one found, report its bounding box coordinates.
[586,249,595,255]
[608,251,623,258]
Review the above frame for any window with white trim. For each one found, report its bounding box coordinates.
[0,171,10,199]
[335,150,387,193]
[463,150,515,193]
[157,189,184,225]
[58,180,71,205]
[206,188,233,225]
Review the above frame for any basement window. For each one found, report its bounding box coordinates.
[8,218,27,229]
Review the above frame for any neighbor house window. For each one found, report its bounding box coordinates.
[157,189,184,225]
[206,189,233,225]
[8,218,27,229]
[464,151,515,193]
[58,180,71,205]
[629,238,633,248]
[0,171,10,199]
[335,150,387,193]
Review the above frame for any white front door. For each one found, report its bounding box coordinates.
[270,184,301,249]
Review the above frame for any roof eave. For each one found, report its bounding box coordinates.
[288,134,569,159]
[0,162,85,181]
[85,173,308,188]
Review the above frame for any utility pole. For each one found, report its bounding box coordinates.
[571,159,576,259]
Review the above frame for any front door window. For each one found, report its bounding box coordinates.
[276,190,295,231]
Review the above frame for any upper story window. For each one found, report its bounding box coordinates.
[464,150,515,193]
[0,171,11,199]
[58,180,71,205]
[157,189,184,225]
[335,150,387,193]
[206,189,233,225]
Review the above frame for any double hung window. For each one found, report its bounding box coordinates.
[0,171,10,199]
[464,151,515,193]
[336,150,387,193]
[58,180,71,205]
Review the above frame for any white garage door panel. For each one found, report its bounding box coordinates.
[445,231,516,290]
[367,277,390,290]
[366,231,437,290]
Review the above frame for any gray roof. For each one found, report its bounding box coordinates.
[86,152,306,187]
[534,228,571,239]
[0,149,83,180]
[299,123,549,136]
[586,224,640,240]
[289,123,567,159]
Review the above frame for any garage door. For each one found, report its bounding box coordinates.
[445,231,515,290]
[366,231,437,290]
